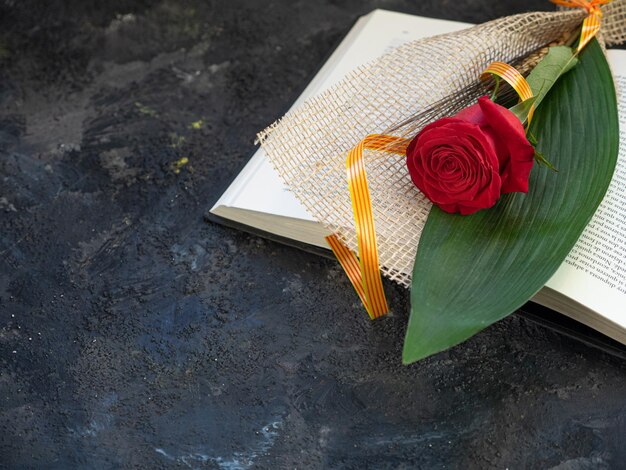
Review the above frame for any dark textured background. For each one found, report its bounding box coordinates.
[1,0,626,468]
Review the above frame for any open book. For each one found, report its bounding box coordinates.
[210,10,626,349]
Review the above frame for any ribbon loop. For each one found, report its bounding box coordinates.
[481,61,536,122]
[327,135,411,319]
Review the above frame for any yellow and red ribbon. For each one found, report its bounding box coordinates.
[551,0,611,52]
[481,62,536,122]
[326,135,410,319]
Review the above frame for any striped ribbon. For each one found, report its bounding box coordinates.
[481,62,535,122]
[551,0,611,52]
[326,135,410,319]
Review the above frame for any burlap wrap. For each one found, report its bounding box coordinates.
[258,3,626,287]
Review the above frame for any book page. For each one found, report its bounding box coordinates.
[544,49,626,327]
[213,10,471,221]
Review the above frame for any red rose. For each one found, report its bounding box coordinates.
[406,96,535,215]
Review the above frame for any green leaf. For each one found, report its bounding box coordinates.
[403,39,618,364]
[526,45,578,110]
[508,96,537,124]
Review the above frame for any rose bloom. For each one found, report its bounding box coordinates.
[406,96,535,215]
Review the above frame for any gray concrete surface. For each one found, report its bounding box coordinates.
[1,0,626,468]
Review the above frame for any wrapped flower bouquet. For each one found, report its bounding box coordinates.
[257,0,626,363]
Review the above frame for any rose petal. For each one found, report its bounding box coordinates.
[478,96,535,193]
[454,102,487,126]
